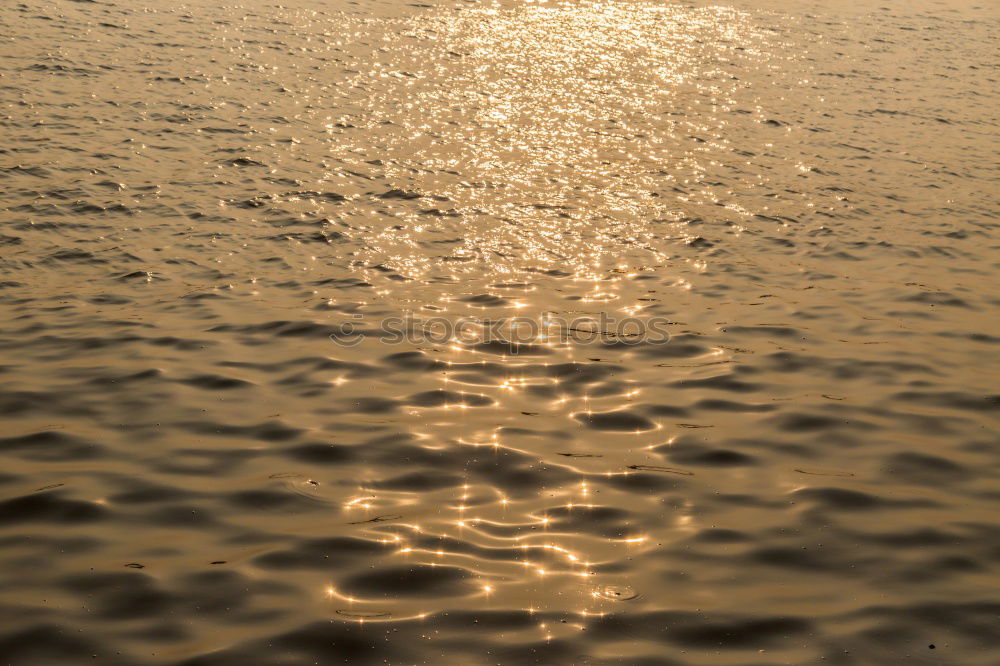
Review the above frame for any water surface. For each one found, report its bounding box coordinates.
[0,0,998,663]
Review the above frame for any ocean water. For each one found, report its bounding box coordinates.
[0,0,997,663]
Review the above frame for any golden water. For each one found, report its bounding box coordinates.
[0,0,997,663]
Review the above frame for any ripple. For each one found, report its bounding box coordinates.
[339,564,476,600]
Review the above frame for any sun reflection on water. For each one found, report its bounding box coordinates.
[278,0,767,632]
[344,0,768,286]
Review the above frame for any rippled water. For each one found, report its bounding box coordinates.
[1,0,998,663]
